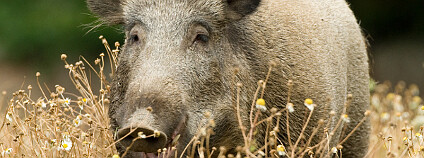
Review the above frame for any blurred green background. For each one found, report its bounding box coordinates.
[0,0,122,71]
[0,0,423,94]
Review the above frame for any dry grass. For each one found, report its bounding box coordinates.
[0,36,422,158]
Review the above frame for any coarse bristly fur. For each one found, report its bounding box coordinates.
[87,0,369,157]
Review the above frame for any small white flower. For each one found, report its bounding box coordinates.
[256,104,267,112]
[49,101,56,107]
[342,114,350,123]
[403,137,410,144]
[41,101,47,108]
[277,145,286,156]
[257,151,265,156]
[6,112,12,122]
[287,103,294,113]
[50,139,57,145]
[138,132,146,138]
[2,148,12,155]
[304,103,315,111]
[331,147,338,154]
[416,133,423,139]
[371,95,380,107]
[73,117,82,127]
[58,139,72,151]
[380,112,390,122]
[63,98,71,107]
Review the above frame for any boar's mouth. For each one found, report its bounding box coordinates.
[117,115,187,156]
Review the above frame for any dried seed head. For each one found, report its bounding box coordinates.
[236,82,243,87]
[61,54,67,60]
[273,127,280,133]
[104,99,110,105]
[209,119,216,127]
[204,112,211,118]
[318,119,325,125]
[347,94,353,99]
[146,106,153,112]
[308,150,314,156]
[287,80,293,86]
[269,60,277,67]
[401,127,406,132]
[95,58,101,65]
[219,146,227,152]
[236,146,243,152]
[154,130,161,138]
[270,107,278,113]
[36,72,41,77]
[364,110,371,116]
[115,42,120,47]
[275,112,282,116]
[233,67,239,74]
[258,80,264,86]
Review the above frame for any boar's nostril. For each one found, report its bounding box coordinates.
[117,127,168,153]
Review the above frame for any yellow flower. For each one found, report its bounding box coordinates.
[277,145,286,156]
[386,93,395,100]
[342,114,350,123]
[304,98,313,105]
[112,155,120,158]
[255,98,267,112]
[416,133,423,139]
[304,98,315,111]
[413,96,422,104]
[82,98,88,103]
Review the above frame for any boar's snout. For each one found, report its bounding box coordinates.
[117,126,167,153]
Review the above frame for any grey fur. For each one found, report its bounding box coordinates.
[87,0,370,157]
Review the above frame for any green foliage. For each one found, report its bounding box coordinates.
[0,0,123,71]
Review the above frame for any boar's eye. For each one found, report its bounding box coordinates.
[195,34,209,43]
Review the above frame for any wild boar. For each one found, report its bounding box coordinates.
[87,0,370,157]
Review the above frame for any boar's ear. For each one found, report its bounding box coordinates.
[87,0,124,24]
[224,0,261,20]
